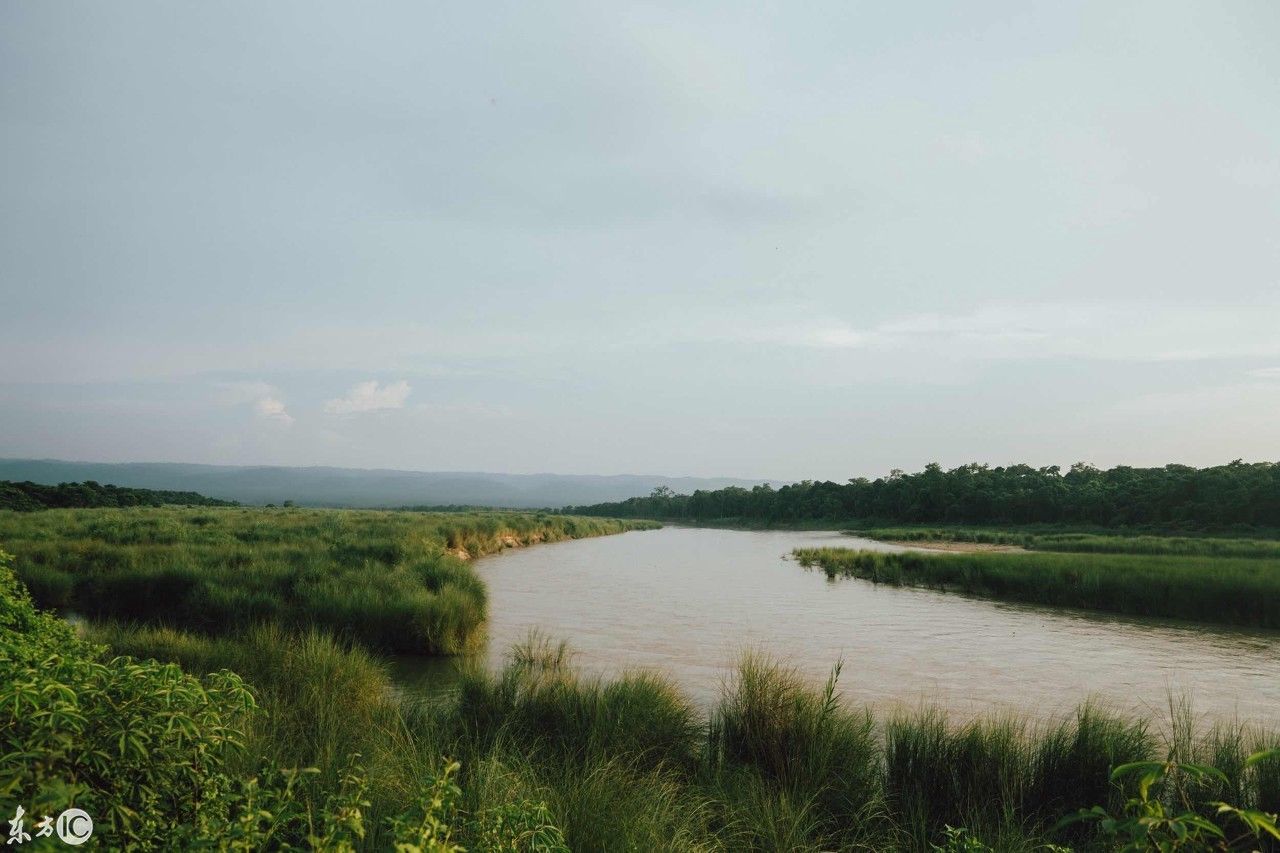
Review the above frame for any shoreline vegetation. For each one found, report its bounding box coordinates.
[2,506,1278,848]
[885,539,1026,553]
[0,506,656,655]
[849,526,1280,559]
[567,459,1280,532]
[793,547,1280,630]
[2,555,1276,849]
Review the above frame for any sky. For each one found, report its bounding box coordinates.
[2,1,1278,481]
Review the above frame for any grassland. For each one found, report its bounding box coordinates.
[0,506,656,654]
[794,547,1280,629]
[4,508,1279,849]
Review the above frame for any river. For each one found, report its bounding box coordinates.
[398,526,1280,724]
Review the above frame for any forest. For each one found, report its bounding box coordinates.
[567,460,1280,529]
[0,479,238,511]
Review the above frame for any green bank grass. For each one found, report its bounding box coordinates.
[0,506,656,654]
[85,622,403,792]
[794,547,1280,629]
[5,507,1279,849]
[7,543,1279,852]
[849,526,1280,559]
[99,627,1280,850]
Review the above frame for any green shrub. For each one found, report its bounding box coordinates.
[84,622,402,792]
[0,549,254,848]
[1058,754,1280,851]
[2,552,566,850]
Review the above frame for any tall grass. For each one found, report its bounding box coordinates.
[0,507,657,654]
[795,547,1280,629]
[429,632,720,849]
[86,622,401,788]
[454,631,702,773]
[447,641,1278,851]
[708,655,884,849]
[45,620,1280,850]
[851,525,1280,559]
[882,703,1156,847]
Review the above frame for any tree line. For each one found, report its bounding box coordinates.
[0,480,238,511]
[564,461,1280,529]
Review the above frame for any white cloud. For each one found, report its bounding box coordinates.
[324,380,411,414]
[214,380,293,425]
[253,396,294,424]
[726,303,1280,364]
[1248,367,1280,380]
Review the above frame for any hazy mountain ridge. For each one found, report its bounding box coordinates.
[0,459,778,509]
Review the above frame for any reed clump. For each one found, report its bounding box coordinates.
[708,655,883,849]
[794,547,1280,629]
[455,631,702,774]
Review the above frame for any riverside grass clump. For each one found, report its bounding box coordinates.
[0,506,656,654]
[359,631,1280,851]
[849,526,1280,560]
[793,547,1280,630]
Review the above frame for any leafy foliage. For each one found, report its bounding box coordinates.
[0,479,237,511]
[1059,752,1280,851]
[0,548,253,847]
[569,460,1280,529]
[385,760,568,853]
[0,548,569,849]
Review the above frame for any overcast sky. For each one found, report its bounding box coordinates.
[2,1,1278,480]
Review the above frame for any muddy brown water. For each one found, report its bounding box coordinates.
[395,526,1280,725]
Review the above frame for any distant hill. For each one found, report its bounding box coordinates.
[0,459,778,509]
[0,479,238,511]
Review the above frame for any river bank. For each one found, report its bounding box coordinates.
[0,506,657,654]
[6,512,1279,849]
[794,546,1280,631]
